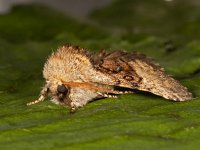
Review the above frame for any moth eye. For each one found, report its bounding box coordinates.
[57,84,68,94]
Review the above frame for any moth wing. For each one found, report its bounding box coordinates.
[91,51,193,101]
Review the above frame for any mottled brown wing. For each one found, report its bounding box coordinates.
[91,50,193,101]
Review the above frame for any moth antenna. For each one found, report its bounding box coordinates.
[27,85,49,106]
[26,95,45,106]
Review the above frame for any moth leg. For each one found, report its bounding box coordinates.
[69,106,78,113]
[97,92,118,98]
[27,86,49,106]
[96,89,134,99]
[69,102,84,113]
[109,89,134,95]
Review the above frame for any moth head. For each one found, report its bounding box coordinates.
[50,84,71,105]
[27,80,100,109]
[27,80,70,107]
[43,81,72,107]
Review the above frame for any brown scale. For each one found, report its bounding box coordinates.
[92,51,143,88]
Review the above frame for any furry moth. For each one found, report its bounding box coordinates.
[27,44,193,111]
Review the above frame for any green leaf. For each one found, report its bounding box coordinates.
[0,2,200,150]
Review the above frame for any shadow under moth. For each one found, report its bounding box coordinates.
[27,44,193,112]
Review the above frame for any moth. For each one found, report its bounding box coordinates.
[27,44,193,111]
